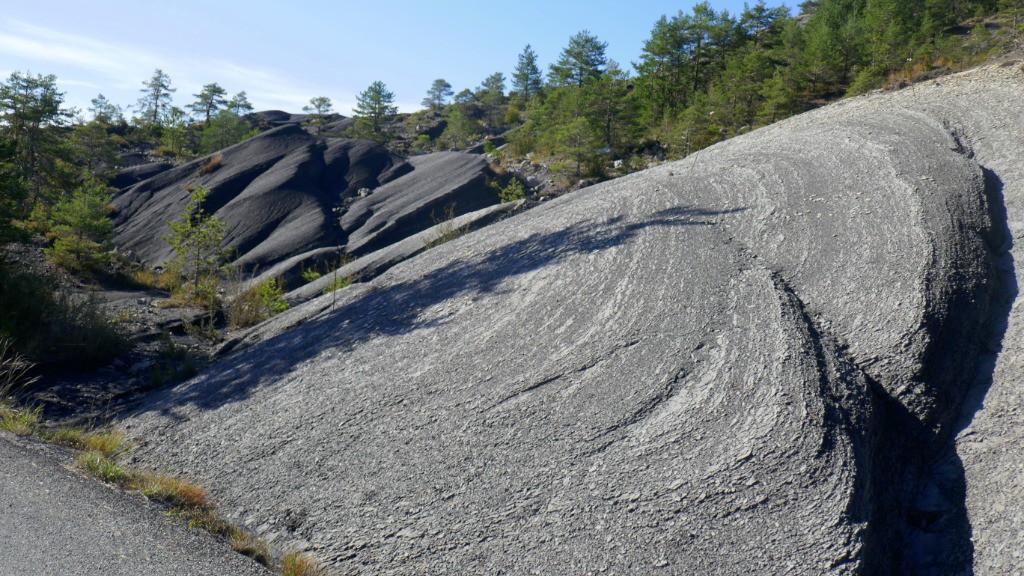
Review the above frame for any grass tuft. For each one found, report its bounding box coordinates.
[130,472,211,510]
[47,427,127,458]
[423,205,469,249]
[230,528,272,566]
[76,450,129,483]
[282,551,325,576]
[0,404,41,436]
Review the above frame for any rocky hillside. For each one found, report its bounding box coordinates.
[122,60,1024,574]
[110,124,500,276]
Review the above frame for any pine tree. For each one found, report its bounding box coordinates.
[353,81,398,142]
[188,83,228,126]
[302,96,333,136]
[512,44,543,104]
[548,30,608,87]
[422,79,453,112]
[227,91,254,115]
[44,177,114,273]
[163,185,230,307]
[136,69,176,127]
[0,72,75,206]
[88,94,124,125]
[477,72,506,130]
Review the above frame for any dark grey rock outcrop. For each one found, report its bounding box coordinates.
[110,161,175,190]
[111,127,496,273]
[123,62,1024,574]
[340,152,497,255]
[110,125,408,270]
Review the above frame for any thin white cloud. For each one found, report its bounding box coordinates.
[0,19,337,114]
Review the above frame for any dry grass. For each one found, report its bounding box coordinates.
[282,551,326,576]
[197,153,223,176]
[129,472,211,510]
[229,528,272,566]
[47,427,127,457]
[128,267,178,291]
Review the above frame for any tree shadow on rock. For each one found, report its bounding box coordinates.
[137,205,747,417]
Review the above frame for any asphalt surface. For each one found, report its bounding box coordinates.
[0,433,272,576]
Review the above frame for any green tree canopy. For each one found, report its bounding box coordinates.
[548,30,608,87]
[353,81,398,142]
[422,79,453,112]
[88,94,124,125]
[303,96,334,135]
[136,68,176,127]
[188,83,229,126]
[227,91,254,115]
[0,72,75,206]
[512,44,544,104]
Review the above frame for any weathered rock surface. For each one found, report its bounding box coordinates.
[111,126,498,272]
[340,151,498,255]
[123,62,1024,574]
[110,160,175,190]
[0,433,271,576]
[261,200,524,308]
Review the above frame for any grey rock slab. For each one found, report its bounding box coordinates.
[127,176,878,573]
[0,433,271,576]
[339,151,498,255]
[121,62,1023,573]
[283,200,524,305]
[219,201,526,357]
[111,125,406,271]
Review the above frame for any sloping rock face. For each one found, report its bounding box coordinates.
[111,124,404,269]
[123,62,1024,574]
[340,152,498,255]
[110,126,493,272]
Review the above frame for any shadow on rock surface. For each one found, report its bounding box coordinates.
[137,205,746,417]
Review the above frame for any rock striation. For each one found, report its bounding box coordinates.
[110,126,495,272]
[123,62,1024,574]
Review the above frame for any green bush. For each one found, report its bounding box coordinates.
[499,179,526,203]
[0,257,125,364]
[226,277,289,328]
[43,178,115,274]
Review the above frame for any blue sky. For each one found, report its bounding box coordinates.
[0,1,790,118]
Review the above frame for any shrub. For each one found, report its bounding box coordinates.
[300,265,322,283]
[321,273,351,295]
[43,179,116,274]
[0,258,126,364]
[226,277,289,328]
[499,179,526,203]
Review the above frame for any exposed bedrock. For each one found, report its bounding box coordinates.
[110,125,495,272]
[124,62,1024,574]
